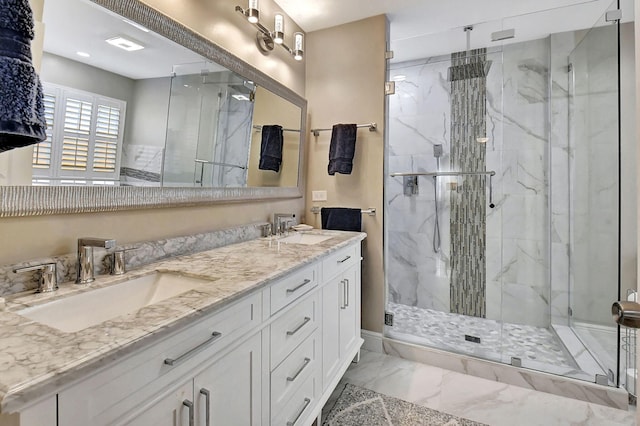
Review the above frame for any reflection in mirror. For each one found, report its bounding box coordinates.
[1,0,303,189]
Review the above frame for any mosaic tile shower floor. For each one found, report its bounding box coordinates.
[386,302,577,369]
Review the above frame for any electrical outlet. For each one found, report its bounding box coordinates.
[312,190,327,201]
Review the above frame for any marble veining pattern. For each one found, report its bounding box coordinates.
[0,228,366,413]
[0,222,265,297]
[327,350,634,424]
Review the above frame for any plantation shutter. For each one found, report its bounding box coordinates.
[33,83,126,184]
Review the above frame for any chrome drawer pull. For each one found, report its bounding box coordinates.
[286,397,311,426]
[337,255,351,264]
[345,278,350,307]
[200,388,211,426]
[164,331,222,366]
[286,357,311,382]
[286,278,312,294]
[286,317,311,336]
[183,399,194,426]
[340,279,347,310]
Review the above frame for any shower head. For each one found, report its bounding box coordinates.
[448,60,492,81]
[447,25,492,82]
[433,144,443,158]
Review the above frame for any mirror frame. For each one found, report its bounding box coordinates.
[0,0,306,217]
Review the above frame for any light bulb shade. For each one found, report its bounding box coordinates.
[273,13,284,44]
[293,32,304,60]
[247,0,259,23]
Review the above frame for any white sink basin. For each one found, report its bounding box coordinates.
[278,233,333,245]
[18,272,210,333]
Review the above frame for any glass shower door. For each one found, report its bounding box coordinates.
[567,13,620,385]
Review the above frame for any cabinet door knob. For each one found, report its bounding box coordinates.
[200,388,211,426]
[183,399,194,426]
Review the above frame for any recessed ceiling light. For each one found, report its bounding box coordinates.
[232,94,250,101]
[122,18,150,33]
[76,51,91,58]
[105,36,145,52]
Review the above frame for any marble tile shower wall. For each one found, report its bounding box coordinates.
[387,38,551,328]
[0,223,264,297]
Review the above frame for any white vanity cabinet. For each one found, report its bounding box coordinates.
[57,292,262,426]
[321,244,362,392]
[5,237,364,426]
[125,332,262,426]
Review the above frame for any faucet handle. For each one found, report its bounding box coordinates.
[110,247,139,275]
[13,263,58,293]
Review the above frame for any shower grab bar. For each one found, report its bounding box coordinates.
[390,170,495,178]
[194,159,247,170]
[310,123,377,137]
[253,125,301,133]
[310,206,376,216]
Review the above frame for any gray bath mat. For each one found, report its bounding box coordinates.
[323,383,488,426]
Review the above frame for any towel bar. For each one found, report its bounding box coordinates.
[310,123,376,137]
[253,125,301,133]
[310,207,376,216]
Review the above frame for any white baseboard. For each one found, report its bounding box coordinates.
[361,329,383,353]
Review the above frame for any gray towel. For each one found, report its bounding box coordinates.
[321,207,361,232]
[328,124,357,175]
[0,0,46,153]
[258,125,283,172]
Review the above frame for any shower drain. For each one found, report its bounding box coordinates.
[464,334,481,344]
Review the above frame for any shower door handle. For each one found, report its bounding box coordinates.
[612,301,640,328]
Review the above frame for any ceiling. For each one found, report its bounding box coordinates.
[274,0,634,62]
[43,0,215,80]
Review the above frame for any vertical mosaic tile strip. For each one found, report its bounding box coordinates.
[449,49,488,317]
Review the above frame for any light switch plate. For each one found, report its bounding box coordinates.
[312,190,327,201]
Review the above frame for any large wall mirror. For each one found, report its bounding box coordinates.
[0,0,306,216]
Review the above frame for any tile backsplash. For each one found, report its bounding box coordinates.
[0,222,266,297]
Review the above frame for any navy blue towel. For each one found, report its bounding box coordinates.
[328,124,357,175]
[321,207,361,232]
[258,125,284,172]
[0,0,46,152]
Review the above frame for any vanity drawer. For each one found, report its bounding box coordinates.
[58,292,261,425]
[271,331,319,416]
[271,292,318,369]
[322,243,359,282]
[273,372,318,426]
[270,263,318,315]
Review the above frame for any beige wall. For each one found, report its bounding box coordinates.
[247,86,301,187]
[0,0,306,263]
[139,0,305,97]
[305,16,388,333]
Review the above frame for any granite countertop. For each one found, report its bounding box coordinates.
[0,230,366,414]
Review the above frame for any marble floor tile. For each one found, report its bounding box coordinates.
[324,350,635,426]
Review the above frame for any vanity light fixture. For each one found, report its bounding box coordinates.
[273,13,285,44]
[105,36,145,52]
[247,0,260,23]
[293,32,304,61]
[234,3,304,61]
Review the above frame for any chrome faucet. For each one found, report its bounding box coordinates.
[14,262,58,293]
[76,237,116,284]
[272,213,295,236]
